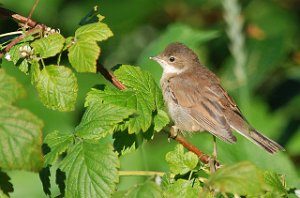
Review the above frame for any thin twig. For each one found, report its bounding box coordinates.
[96,63,126,90]
[25,0,40,27]
[118,170,166,177]
[0,6,215,166]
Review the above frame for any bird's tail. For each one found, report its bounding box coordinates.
[236,127,285,154]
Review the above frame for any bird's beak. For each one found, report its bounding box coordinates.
[149,56,159,62]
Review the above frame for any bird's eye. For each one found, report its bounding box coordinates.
[169,56,176,62]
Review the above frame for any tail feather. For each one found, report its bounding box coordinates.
[248,129,285,154]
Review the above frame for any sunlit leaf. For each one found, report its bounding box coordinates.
[75,102,134,139]
[86,65,166,134]
[68,39,100,72]
[163,179,201,198]
[32,64,78,112]
[31,33,65,58]
[153,109,169,132]
[44,130,74,165]
[59,139,119,198]
[165,144,198,175]
[75,22,113,42]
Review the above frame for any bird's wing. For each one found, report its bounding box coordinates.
[169,71,237,143]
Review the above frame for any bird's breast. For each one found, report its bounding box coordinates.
[160,78,203,132]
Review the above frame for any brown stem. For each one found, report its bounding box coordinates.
[0,6,215,166]
[96,63,126,90]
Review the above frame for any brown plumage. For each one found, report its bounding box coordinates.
[150,42,284,153]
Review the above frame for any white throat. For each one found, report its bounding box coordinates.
[157,59,183,77]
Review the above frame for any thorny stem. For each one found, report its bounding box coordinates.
[0,6,216,166]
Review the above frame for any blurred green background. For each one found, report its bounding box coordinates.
[1,0,300,197]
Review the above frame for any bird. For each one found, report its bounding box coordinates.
[150,42,284,154]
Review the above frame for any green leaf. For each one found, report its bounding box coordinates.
[31,33,65,58]
[44,130,74,165]
[113,180,162,198]
[32,64,78,112]
[59,139,119,198]
[264,171,287,196]
[0,69,26,104]
[207,161,266,195]
[68,39,100,72]
[165,144,198,175]
[163,179,201,198]
[86,65,165,134]
[75,22,113,41]
[0,104,43,171]
[75,102,134,139]
[153,109,169,132]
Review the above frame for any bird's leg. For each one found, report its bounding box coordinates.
[209,136,218,173]
[213,136,217,160]
[169,126,179,142]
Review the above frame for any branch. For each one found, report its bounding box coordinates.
[0,6,215,166]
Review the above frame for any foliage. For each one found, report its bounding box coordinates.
[0,1,299,198]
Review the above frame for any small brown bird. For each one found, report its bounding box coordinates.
[150,42,284,154]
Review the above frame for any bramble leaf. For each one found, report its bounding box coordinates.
[0,104,43,171]
[153,109,169,132]
[68,39,100,72]
[31,33,65,58]
[44,130,74,165]
[59,139,119,198]
[207,161,266,195]
[113,180,162,198]
[75,102,134,139]
[31,64,78,112]
[165,144,198,175]
[75,22,113,42]
[264,171,287,196]
[0,69,26,104]
[86,65,168,134]
[163,179,201,198]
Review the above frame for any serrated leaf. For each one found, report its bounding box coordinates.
[86,65,165,134]
[163,179,201,198]
[32,64,78,112]
[0,169,13,196]
[153,109,169,132]
[0,104,43,171]
[59,139,119,198]
[0,69,26,104]
[31,33,65,58]
[166,144,198,175]
[113,180,162,198]
[75,102,134,139]
[75,22,113,41]
[44,130,74,165]
[68,39,100,72]
[264,171,287,196]
[207,161,266,195]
